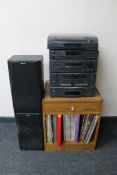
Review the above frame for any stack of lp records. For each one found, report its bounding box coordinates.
[47,34,99,97]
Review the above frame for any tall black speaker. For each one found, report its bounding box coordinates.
[8,55,44,150]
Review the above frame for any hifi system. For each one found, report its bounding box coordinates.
[7,34,100,151]
[8,55,44,150]
[48,34,99,97]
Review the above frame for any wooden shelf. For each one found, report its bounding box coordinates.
[45,141,96,151]
[42,81,103,151]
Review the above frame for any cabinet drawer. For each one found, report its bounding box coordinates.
[44,102,75,114]
[43,102,101,114]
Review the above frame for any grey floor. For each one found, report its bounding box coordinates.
[0,117,117,175]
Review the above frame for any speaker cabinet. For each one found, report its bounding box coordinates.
[8,55,44,150]
[8,55,44,113]
[16,113,44,150]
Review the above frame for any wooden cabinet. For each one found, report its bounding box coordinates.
[42,81,103,151]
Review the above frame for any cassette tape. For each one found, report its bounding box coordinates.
[49,50,98,60]
[50,87,95,97]
[50,73,96,87]
[50,60,97,73]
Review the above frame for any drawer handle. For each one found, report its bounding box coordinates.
[70,107,75,111]
[66,107,79,111]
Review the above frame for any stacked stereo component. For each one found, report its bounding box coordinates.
[48,34,99,97]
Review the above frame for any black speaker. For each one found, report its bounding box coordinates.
[8,55,44,150]
[8,55,44,113]
[15,113,44,150]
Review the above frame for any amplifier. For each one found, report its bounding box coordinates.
[50,73,96,87]
[50,87,95,97]
[49,50,98,60]
[50,60,97,73]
